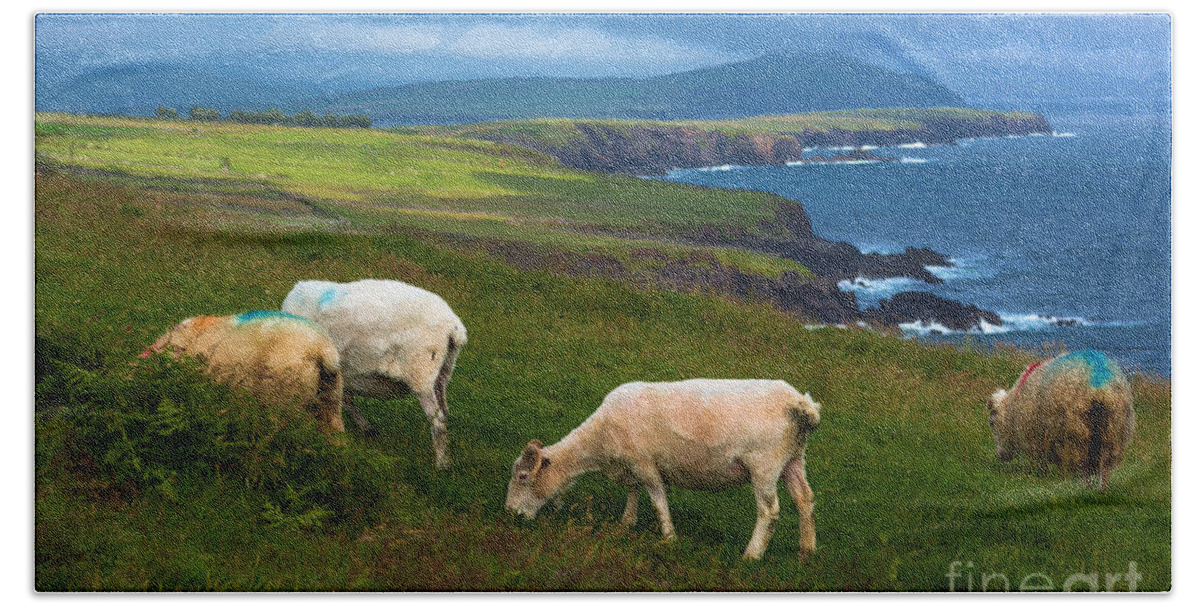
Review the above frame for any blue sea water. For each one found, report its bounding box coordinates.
[659,107,1171,377]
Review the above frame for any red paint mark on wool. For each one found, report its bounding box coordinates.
[1018,361,1045,387]
[191,316,224,333]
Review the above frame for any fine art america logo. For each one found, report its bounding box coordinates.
[946,561,1143,592]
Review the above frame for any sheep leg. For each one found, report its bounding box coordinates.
[417,390,449,470]
[641,473,675,539]
[342,394,375,435]
[783,456,816,561]
[744,472,781,560]
[620,487,639,527]
[1099,467,1111,492]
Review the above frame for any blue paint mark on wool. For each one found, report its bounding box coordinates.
[1056,350,1115,389]
[317,288,344,309]
[235,310,315,326]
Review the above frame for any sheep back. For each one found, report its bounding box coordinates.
[282,279,466,396]
[151,311,344,431]
[1000,350,1134,473]
[591,379,816,463]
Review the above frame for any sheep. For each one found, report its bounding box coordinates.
[143,310,345,433]
[986,350,1135,490]
[281,279,467,469]
[505,379,821,562]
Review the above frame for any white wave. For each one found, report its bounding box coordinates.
[861,145,878,150]
[899,318,1006,336]
[694,164,739,172]
[900,157,928,164]
[998,313,1090,331]
[898,320,957,335]
[838,276,923,307]
[856,243,902,254]
[785,160,806,166]
[924,256,995,281]
[900,311,1137,337]
[1052,131,1077,138]
[897,142,927,149]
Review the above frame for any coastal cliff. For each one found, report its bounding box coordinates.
[400,109,1053,175]
[587,200,1003,331]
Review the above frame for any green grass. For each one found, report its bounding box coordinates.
[35,171,1170,591]
[34,113,788,234]
[35,113,811,287]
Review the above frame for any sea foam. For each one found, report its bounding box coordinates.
[838,276,923,308]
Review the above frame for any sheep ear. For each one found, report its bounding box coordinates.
[517,440,544,472]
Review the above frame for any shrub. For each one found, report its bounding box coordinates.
[36,352,396,529]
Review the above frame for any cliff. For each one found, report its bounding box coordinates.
[403,109,1053,175]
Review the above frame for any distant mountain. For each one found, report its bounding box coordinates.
[34,51,965,124]
[308,53,966,125]
[35,62,311,116]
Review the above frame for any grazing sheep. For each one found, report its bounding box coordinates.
[986,350,1135,490]
[505,379,821,562]
[282,279,467,469]
[143,311,345,432]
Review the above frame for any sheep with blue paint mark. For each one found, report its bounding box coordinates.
[986,350,1134,490]
[144,311,345,433]
[282,279,467,469]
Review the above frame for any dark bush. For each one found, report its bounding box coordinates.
[35,353,396,528]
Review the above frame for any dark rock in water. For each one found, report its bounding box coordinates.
[867,291,1003,332]
[687,202,950,285]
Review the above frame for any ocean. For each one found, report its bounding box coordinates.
[659,106,1171,377]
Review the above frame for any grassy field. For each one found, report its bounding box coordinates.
[35,115,1169,591]
[34,113,792,236]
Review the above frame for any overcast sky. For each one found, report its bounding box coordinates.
[35,13,1171,99]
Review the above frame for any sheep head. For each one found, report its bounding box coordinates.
[505,439,554,519]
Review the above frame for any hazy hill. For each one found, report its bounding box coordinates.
[310,53,965,125]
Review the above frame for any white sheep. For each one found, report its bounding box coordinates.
[505,379,820,561]
[986,349,1135,490]
[143,311,345,433]
[282,279,467,469]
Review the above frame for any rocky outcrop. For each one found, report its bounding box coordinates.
[417,222,1001,331]
[664,201,951,284]
[866,291,1003,332]
[573,200,1002,330]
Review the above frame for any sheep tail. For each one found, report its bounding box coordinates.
[313,348,344,429]
[434,334,461,416]
[317,355,340,401]
[1084,399,1108,478]
[789,392,821,435]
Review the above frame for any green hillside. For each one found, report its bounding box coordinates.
[311,53,965,125]
[34,113,793,234]
[34,116,1170,591]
